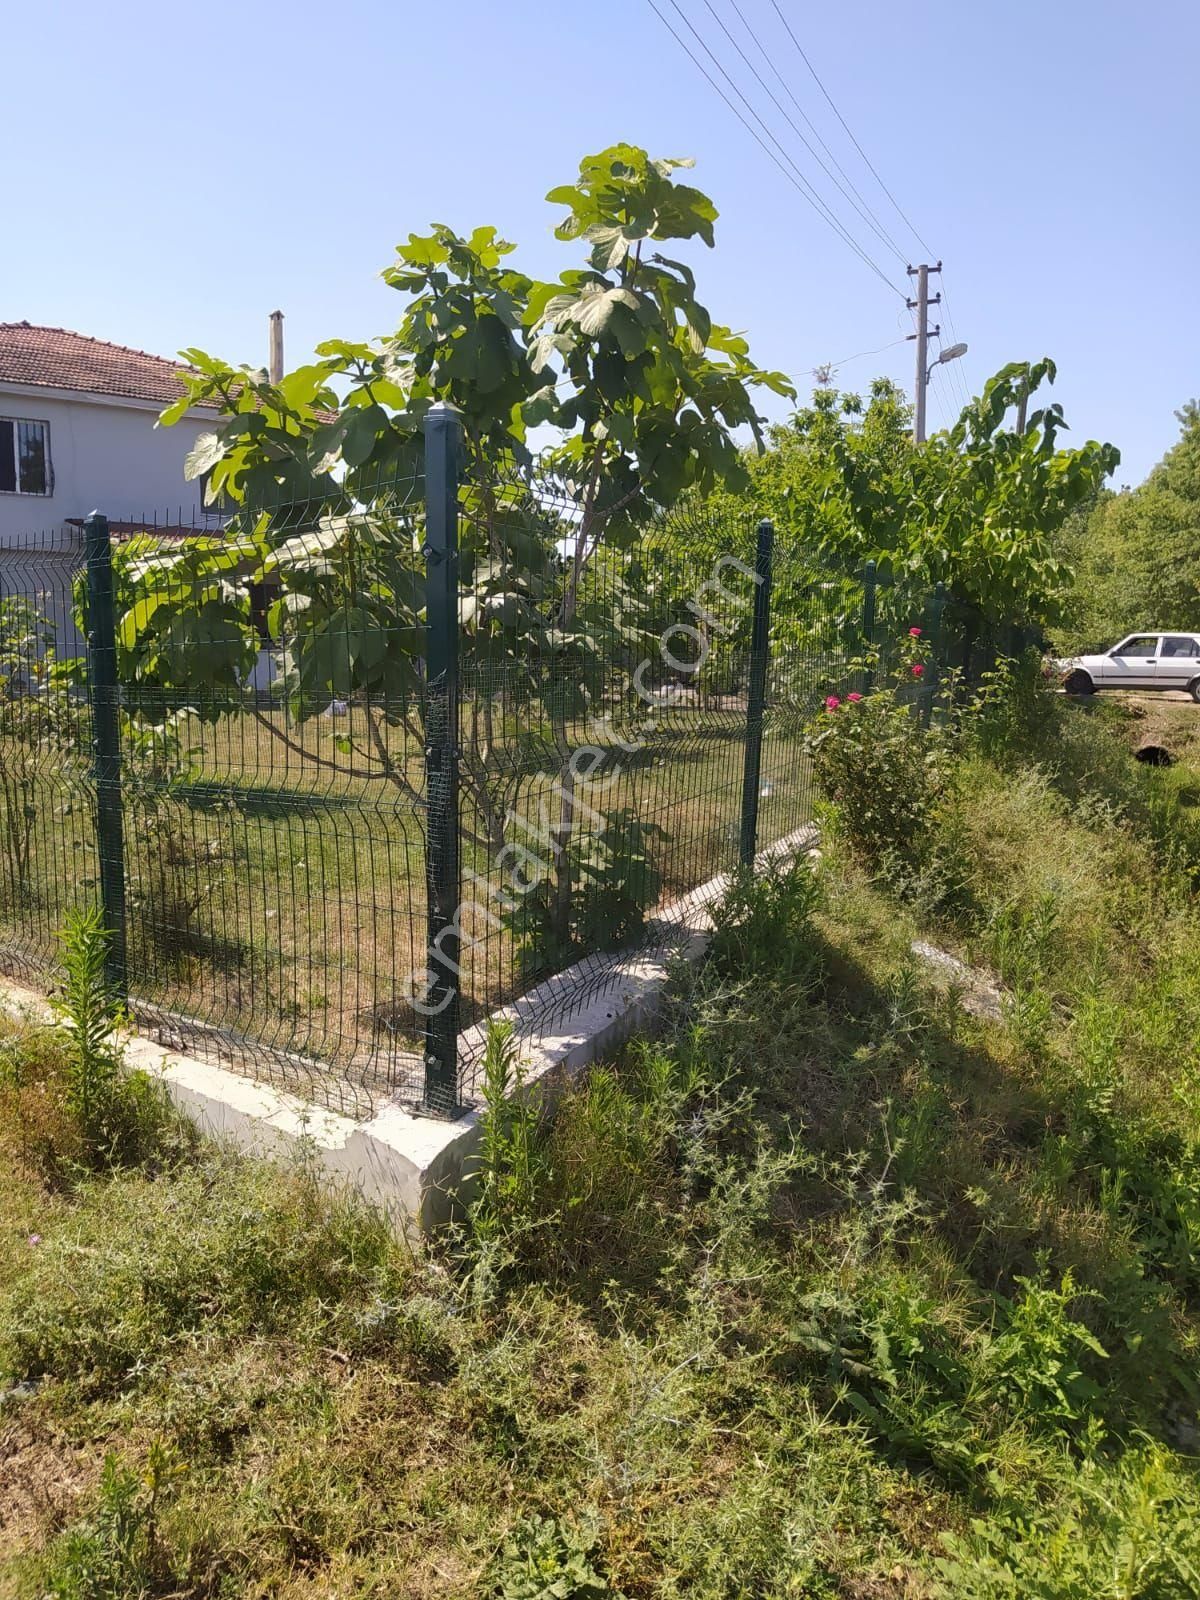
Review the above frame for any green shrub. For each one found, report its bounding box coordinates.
[504,809,665,979]
[708,857,823,987]
[805,632,957,876]
[983,1271,1107,1426]
[0,1021,85,1181]
[938,1445,1200,1598]
[967,649,1061,765]
[471,1020,545,1255]
[1064,1069,1200,1296]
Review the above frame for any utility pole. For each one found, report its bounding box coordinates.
[268,310,285,384]
[1015,365,1029,434]
[907,261,941,443]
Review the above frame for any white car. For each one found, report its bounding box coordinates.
[1058,632,1200,702]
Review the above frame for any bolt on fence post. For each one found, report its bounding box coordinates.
[738,518,774,867]
[82,511,128,999]
[861,559,877,690]
[420,405,463,1117]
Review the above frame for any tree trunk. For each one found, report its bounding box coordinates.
[545,451,605,954]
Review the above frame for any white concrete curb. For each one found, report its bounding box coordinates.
[0,823,817,1229]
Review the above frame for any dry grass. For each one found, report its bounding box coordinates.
[1104,691,1200,770]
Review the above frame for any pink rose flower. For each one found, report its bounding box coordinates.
[847,692,863,702]
[825,695,841,711]
[911,663,925,678]
[909,627,923,637]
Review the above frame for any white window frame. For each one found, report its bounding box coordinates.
[0,415,53,497]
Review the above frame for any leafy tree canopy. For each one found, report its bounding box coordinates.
[159,145,791,545]
[1058,401,1200,650]
[128,145,792,874]
[724,362,1119,630]
[1150,400,1200,502]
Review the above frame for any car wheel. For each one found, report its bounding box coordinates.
[1064,669,1094,696]
[1189,678,1200,706]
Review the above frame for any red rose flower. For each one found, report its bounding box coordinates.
[847,692,863,702]
[911,663,925,678]
[825,695,841,711]
[909,627,923,637]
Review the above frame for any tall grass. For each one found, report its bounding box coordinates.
[5,700,1200,1596]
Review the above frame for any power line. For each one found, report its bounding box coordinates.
[787,334,911,389]
[934,361,953,425]
[767,0,936,260]
[822,334,911,371]
[929,363,960,431]
[646,0,906,298]
[658,0,904,294]
[924,315,969,413]
[649,1,972,422]
[830,334,911,368]
[699,0,909,267]
[723,0,911,265]
[757,5,973,410]
[936,276,973,408]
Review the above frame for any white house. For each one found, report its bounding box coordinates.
[0,322,226,657]
[0,321,221,545]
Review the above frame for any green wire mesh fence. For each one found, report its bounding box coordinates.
[0,410,1023,1118]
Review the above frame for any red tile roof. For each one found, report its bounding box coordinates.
[65,517,227,540]
[0,322,208,407]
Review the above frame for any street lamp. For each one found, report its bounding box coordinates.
[927,341,968,384]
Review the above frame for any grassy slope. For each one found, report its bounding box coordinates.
[2,699,1200,1597]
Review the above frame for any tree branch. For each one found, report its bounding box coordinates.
[250,705,422,802]
[361,698,427,810]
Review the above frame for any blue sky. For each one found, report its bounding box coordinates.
[5,0,1196,483]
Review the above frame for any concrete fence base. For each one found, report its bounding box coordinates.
[0,824,817,1229]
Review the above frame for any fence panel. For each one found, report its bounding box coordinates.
[0,525,96,984]
[443,463,867,1098]
[3,470,1020,1119]
[112,474,430,1118]
[1,481,431,1118]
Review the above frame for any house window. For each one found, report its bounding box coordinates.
[0,417,51,495]
[196,469,232,522]
[248,580,275,645]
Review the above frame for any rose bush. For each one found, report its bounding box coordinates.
[804,630,958,875]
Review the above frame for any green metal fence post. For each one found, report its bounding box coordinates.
[861,559,877,690]
[83,511,128,999]
[922,580,947,729]
[738,518,774,866]
[421,405,462,1117]
[932,582,947,652]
